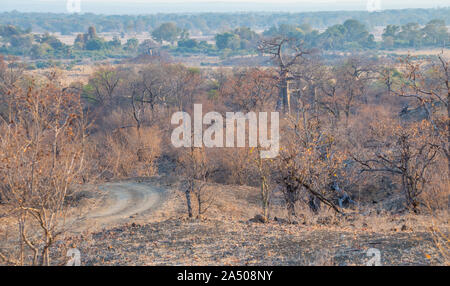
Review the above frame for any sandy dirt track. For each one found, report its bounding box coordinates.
[69,181,167,233]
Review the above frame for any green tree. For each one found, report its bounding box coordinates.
[125,38,139,51]
[264,24,305,40]
[319,19,373,50]
[343,19,369,42]
[382,25,400,48]
[398,22,422,47]
[9,34,33,54]
[36,33,65,50]
[215,32,240,50]
[422,19,449,46]
[178,38,198,49]
[85,38,104,50]
[382,24,400,39]
[30,43,52,59]
[152,22,181,44]
[107,36,122,49]
[319,24,346,49]
[0,25,22,38]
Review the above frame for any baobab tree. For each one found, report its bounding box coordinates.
[258,37,313,114]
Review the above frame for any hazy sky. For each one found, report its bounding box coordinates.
[1,0,449,14]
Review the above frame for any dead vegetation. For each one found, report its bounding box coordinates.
[0,42,448,265]
[51,181,448,266]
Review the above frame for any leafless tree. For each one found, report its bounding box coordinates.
[273,115,343,220]
[253,147,272,222]
[178,147,215,218]
[393,54,449,169]
[221,68,278,112]
[166,65,202,112]
[0,55,25,123]
[0,77,88,265]
[86,66,121,105]
[329,57,375,126]
[258,37,312,114]
[353,120,440,213]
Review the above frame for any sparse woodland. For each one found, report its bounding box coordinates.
[0,34,448,265]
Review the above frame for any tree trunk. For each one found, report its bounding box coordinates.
[279,77,290,114]
[286,188,296,220]
[261,180,269,222]
[308,194,321,213]
[185,182,193,218]
[197,190,202,218]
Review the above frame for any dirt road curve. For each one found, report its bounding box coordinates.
[70,182,167,233]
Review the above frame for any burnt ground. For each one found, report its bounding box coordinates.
[3,179,448,266]
[62,217,444,266]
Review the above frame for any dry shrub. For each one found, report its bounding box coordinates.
[221,147,256,185]
[422,174,449,211]
[89,102,163,179]
[422,168,449,265]
[427,211,450,265]
[0,78,87,265]
[100,126,161,178]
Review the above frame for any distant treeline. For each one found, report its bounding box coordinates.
[0,8,449,35]
[0,25,146,65]
[1,17,449,65]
